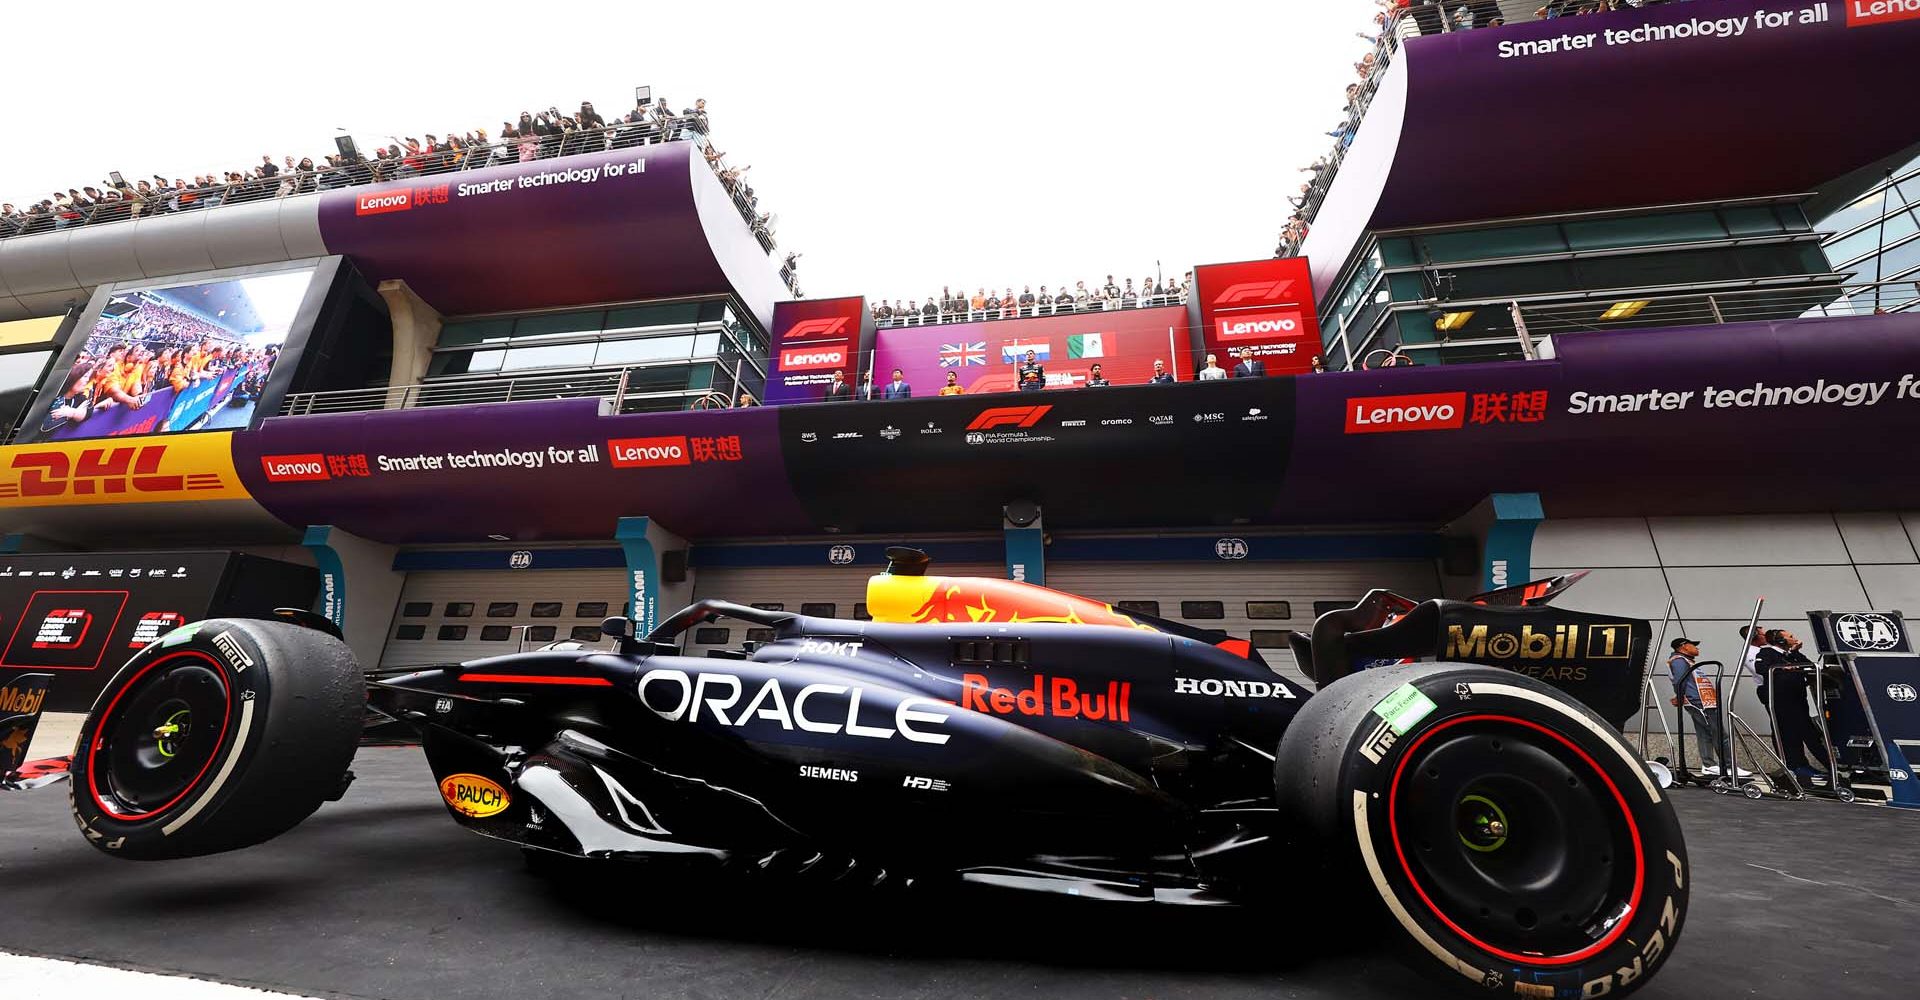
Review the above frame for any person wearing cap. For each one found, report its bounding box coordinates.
[1668,637,1742,776]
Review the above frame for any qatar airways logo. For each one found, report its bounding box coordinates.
[1848,0,1920,27]
[354,190,413,215]
[607,436,691,468]
[782,317,851,342]
[779,346,848,371]
[1345,392,1467,434]
[1217,309,1305,340]
[259,453,330,482]
[1213,279,1297,306]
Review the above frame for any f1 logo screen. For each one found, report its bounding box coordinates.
[967,406,1052,431]
[782,317,851,342]
[2,590,130,671]
[1213,280,1296,306]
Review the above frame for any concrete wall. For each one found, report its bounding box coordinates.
[1533,512,1920,738]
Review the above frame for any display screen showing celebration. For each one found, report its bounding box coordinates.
[35,269,318,441]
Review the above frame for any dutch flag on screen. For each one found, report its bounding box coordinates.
[1002,340,1051,363]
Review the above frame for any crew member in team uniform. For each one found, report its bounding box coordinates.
[1017,349,1046,392]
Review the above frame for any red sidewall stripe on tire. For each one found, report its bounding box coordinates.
[86,650,235,822]
[1385,712,1645,967]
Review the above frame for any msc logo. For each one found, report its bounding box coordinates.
[1888,684,1918,703]
[438,773,511,818]
[355,189,413,215]
[1446,623,1634,661]
[0,444,223,500]
[1213,279,1296,305]
[783,317,851,341]
[259,453,329,482]
[778,346,848,371]
[966,405,1052,431]
[1834,613,1903,651]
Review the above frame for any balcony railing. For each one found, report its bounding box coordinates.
[278,356,760,418]
[873,289,1191,328]
[1,114,777,255]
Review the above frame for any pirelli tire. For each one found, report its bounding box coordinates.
[68,618,362,861]
[1275,663,1687,999]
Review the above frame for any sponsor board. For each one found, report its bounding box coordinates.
[260,454,330,482]
[0,433,248,507]
[608,436,692,468]
[1216,309,1306,340]
[355,190,413,215]
[779,347,849,371]
[439,773,511,818]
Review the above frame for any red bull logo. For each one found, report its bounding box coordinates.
[959,673,1132,722]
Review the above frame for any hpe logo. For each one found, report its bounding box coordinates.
[966,405,1052,431]
[783,317,851,341]
[1213,279,1296,305]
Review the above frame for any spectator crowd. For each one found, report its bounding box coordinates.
[873,273,1193,328]
[1278,0,1701,257]
[1,94,782,256]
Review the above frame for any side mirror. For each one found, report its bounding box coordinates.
[600,616,631,640]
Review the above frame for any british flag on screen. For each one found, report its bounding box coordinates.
[939,342,987,367]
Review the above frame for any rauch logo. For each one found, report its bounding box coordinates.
[608,436,692,468]
[1217,309,1303,339]
[778,346,848,371]
[1213,279,1296,306]
[783,317,851,341]
[966,405,1052,431]
[1848,0,1920,27]
[355,190,413,215]
[1345,392,1468,434]
[259,453,330,482]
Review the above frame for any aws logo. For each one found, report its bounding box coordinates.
[0,444,226,503]
[1213,280,1297,306]
[966,405,1052,431]
[438,773,511,818]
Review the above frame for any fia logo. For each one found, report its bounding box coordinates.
[1888,684,1918,703]
[1214,538,1249,560]
[1835,613,1902,651]
[434,697,454,714]
[828,544,857,566]
[508,550,534,570]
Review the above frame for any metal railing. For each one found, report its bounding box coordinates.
[0,113,778,255]
[278,357,761,418]
[873,290,1192,328]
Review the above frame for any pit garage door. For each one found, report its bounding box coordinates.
[686,563,1003,655]
[1044,560,1442,684]
[379,568,630,669]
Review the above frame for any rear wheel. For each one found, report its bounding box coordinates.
[68,618,362,860]
[1276,663,1687,997]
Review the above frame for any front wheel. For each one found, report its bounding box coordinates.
[1275,663,1688,998]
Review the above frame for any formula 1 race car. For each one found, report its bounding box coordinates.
[2,548,1686,997]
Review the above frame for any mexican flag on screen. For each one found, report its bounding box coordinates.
[1067,334,1105,359]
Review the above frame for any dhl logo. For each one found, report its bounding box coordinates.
[0,434,249,508]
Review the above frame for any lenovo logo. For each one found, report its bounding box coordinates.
[1345,392,1467,434]
[608,436,691,468]
[259,453,330,482]
[1213,279,1296,306]
[1217,309,1304,339]
[1848,0,1920,27]
[355,190,413,215]
[966,405,1052,431]
[783,317,851,341]
[778,347,848,371]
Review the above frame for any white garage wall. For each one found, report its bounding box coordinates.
[1533,512,1920,735]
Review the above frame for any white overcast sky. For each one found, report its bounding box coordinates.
[1,1,1377,305]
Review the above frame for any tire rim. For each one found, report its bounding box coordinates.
[87,651,234,821]
[1387,714,1644,965]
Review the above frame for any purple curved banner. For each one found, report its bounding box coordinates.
[234,398,811,543]
[316,143,782,321]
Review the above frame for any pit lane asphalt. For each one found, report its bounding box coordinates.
[3,747,1916,1000]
